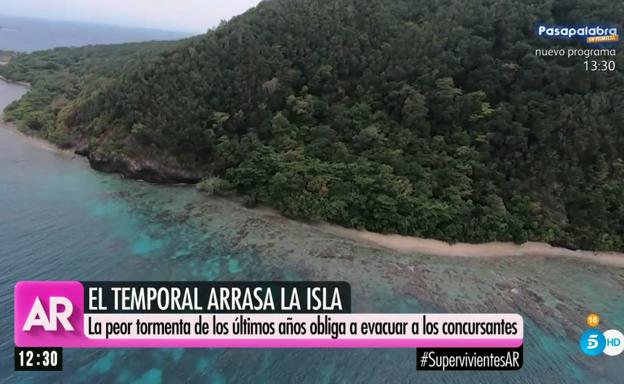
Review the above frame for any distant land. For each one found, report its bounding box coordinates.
[0,14,192,52]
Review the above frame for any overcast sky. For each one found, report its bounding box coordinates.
[0,0,263,32]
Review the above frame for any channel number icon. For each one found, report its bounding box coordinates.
[579,313,624,357]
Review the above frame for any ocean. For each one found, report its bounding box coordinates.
[0,25,623,383]
[0,14,190,52]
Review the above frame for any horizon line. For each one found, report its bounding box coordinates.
[0,13,204,35]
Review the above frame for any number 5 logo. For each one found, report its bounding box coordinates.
[580,330,605,356]
[587,334,599,349]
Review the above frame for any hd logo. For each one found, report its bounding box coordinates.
[602,330,624,356]
[579,313,624,357]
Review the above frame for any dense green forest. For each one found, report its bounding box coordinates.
[1,41,182,145]
[2,0,624,251]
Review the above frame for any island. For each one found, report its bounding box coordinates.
[1,0,623,253]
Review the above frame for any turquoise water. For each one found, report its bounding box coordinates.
[1,79,623,383]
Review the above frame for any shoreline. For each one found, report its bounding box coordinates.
[245,204,624,268]
[0,74,31,88]
[2,78,623,268]
[320,224,624,268]
[0,120,75,156]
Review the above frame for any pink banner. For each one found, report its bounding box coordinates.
[14,281,523,349]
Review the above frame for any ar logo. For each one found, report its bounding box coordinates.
[22,296,75,331]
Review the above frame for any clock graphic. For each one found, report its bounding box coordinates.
[14,347,63,371]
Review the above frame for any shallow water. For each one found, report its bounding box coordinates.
[1,79,623,383]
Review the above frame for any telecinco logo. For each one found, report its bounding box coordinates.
[536,24,620,45]
[579,329,605,356]
[579,313,624,357]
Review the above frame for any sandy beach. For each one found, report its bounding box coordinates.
[322,223,624,268]
[0,120,74,156]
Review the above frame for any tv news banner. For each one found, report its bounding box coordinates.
[13,281,523,371]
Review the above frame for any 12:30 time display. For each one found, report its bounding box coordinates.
[584,60,616,71]
[14,347,63,371]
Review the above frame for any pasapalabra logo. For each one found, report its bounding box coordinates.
[536,24,620,46]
